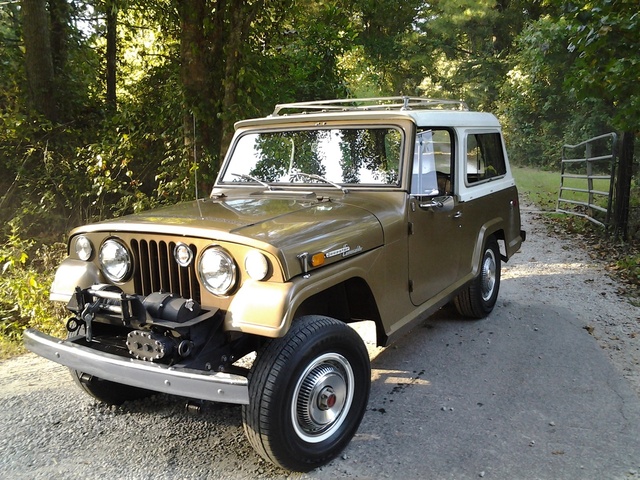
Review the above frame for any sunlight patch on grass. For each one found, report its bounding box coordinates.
[511,165,611,212]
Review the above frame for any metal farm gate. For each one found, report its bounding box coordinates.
[556,133,618,228]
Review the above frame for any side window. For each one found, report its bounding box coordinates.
[410,129,452,196]
[466,133,506,184]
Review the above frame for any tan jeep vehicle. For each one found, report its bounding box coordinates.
[25,97,525,471]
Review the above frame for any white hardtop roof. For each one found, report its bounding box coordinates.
[235,97,501,130]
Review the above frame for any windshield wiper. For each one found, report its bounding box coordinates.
[290,172,349,194]
[231,173,272,191]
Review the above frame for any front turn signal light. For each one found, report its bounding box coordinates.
[310,253,325,267]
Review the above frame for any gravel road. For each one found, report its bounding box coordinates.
[1,207,640,479]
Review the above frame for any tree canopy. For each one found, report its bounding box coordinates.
[0,0,638,239]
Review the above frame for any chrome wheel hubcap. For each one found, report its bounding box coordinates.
[292,353,354,443]
[481,249,497,302]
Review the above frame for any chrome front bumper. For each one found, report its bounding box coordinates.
[24,329,249,405]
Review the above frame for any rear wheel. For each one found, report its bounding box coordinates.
[454,236,501,318]
[242,316,370,472]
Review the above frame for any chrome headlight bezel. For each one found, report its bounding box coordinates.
[198,246,237,296]
[99,238,132,283]
[74,235,93,261]
[173,242,194,267]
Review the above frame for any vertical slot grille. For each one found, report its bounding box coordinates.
[130,239,200,303]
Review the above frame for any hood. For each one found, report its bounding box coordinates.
[73,193,384,279]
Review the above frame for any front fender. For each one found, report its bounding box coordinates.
[50,258,103,302]
[224,248,382,338]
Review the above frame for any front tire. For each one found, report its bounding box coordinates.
[242,316,371,472]
[70,369,153,405]
[454,236,501,318]
[68,326,152,405]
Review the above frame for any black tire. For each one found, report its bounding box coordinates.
[70,369,153,405]
[242,316,371,472]
[67,326,152,405]
[454,236,501,318]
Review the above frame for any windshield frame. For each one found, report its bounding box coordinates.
[215,122,409,192]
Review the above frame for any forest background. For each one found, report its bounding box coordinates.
[0,0,638,354]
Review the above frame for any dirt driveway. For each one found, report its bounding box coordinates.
[1,208,639,479]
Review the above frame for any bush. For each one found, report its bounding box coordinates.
[0,221,67,358]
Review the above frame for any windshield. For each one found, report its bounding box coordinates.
[219,127,403,187]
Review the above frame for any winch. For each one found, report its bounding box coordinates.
[66,286,214,362]
[142,292,201,323]
[126,330,174,361]
[125,329,195,361]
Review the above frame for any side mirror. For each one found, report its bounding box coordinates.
[419,195,455,212]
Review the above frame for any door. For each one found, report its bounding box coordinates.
[408,129,464,306]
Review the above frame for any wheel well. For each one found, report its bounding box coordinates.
[490,229,507,261]
[293,277,386,345]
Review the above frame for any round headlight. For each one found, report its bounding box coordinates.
[198,247,237,295]
[75,235,93,261]
[174,242,194,267]
[99,239,132,282]
[244,250,269,281]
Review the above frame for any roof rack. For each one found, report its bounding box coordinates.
[271,96,469,116]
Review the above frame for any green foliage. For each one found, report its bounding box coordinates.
[249,1,355,106]
[497,16,614,168]
[498,17,570,167]
[410,0,553,109]
[615,252,640,288]
[1,1,106,234]
[0,221,67,356]
[352,0,422,95]
[566,0,640,131]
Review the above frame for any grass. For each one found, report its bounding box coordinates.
[511,166,561,210]
[511,165,611,213]
[512,165,601,236]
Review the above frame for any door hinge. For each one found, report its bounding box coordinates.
[408,222,414,235]
[408,279,414,292]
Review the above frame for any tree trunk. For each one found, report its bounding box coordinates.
[219,0,265,159]
[613,130,635,240]
[179,0,221,181]
[49,0,70,75]
[106,0,118,110]
[22,0,57,121]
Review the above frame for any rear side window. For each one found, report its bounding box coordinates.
[466,133,506,185]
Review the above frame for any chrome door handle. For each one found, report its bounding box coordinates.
[453,211,462,218]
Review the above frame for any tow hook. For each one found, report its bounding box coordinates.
[80,299,101,342]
